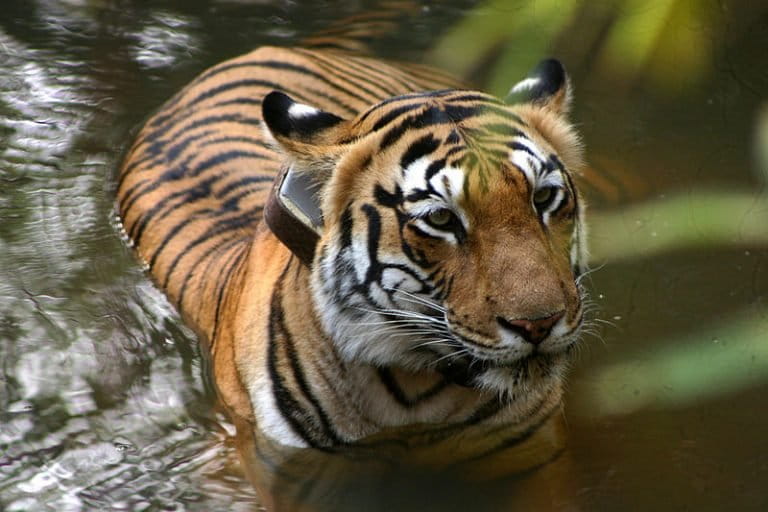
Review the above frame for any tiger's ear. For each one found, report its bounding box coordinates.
[506,58,571,115]
[262,91,349,267]
[262,91,346,149]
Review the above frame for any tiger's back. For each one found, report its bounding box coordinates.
[117,46,462,344]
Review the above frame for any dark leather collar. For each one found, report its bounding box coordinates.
[264,166,321,267]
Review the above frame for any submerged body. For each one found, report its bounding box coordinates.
[117,45,586,460]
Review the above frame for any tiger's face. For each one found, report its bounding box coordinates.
[263,62,586,398]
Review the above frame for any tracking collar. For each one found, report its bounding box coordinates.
[264,165,323,267]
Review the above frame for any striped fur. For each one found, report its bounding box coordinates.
[117,44,587,458]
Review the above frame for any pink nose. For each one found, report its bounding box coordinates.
[497,311,565,345]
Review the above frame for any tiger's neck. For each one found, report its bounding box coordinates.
[234,248,564,449]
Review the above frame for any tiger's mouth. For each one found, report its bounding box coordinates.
[434,349,564,388]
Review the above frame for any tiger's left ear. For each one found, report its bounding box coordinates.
[506,58,571,115]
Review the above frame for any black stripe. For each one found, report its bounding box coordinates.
[377,367,449,408]
[371,103,423,132]
[373,183,402,208]
[146,208,211,270]
[152,78,356,134]
[151,111,263,145]
[379,106,450,151]
[458,398,560,464]
[462,397,505,426]
[149,59,276,120]
[339,205,354,249]
[221,188,265,212]
[399,134,441,169]
[424,158,447,182]
[444,92,500,104]
[361,203,382,285]
[125,151,205,213]
[209,97,263,109]
[355,89,455,127]
[267,263,327,448]
[164,129,217,162]
[184,149,273,181]
[254,60,376,106]
[267,263,343,449]
[289,52,395,102]
[138,149,269,216]
[279,298,344,446]
[150,79,283,128]
[474,122,526,139]
[406,223,442,241]
[117,177,149,217]
[133,172,228,245]
[123,148,270,229]
[174,231,250,309]
[166,210,260,292]
[509,141,544,163]
[340,57,430,97]
[208,242,248,344]
[117,153,151,191]
[480,103,527,125]
[216,175,274,200]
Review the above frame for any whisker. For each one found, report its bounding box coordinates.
[352,305,442,322]
[411,338,457,350]
[386,288,446,313]
[429,348,470,367]
[575,262,606,286]
[591,318,618,328]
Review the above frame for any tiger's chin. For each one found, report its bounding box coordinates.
[435,349,572,398]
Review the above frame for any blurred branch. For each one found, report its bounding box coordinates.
[428,0,579,95]
[430,0,716,96]
[589,191,768,263]
[572,313,768,416]
[756,105,768,184]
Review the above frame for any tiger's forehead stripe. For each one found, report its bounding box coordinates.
[507,134,568,190]
[351,91,528,150]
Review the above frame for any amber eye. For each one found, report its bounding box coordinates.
[416,207,467,243]
[533,187,556,209]
[426,208,454,227]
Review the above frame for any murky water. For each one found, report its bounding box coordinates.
[1,1,767,510]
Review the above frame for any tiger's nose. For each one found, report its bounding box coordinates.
[497,311,565,345]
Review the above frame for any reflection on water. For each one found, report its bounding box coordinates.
[236,413,574,512]
[1,0,767,510]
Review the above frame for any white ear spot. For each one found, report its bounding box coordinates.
[288,102,321,119]
[509,77,541,95]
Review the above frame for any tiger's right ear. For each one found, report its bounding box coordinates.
[506,59,572,116]
[262,91,349,267]
[262,91,347,149]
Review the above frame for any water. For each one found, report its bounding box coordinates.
[1,1,767,510]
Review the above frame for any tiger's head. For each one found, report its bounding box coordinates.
[262,59,586,398]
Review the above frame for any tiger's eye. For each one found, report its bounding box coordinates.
[427,209,453,226]
[533,187,554,207]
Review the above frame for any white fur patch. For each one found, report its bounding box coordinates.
[509,77,541,95]
[288,102,320,118]
[428,165,465,203]
[402,156,432,193]
[251,374,307,448]
[509,136,547,185]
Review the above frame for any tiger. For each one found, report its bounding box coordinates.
[116,30,586,481]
